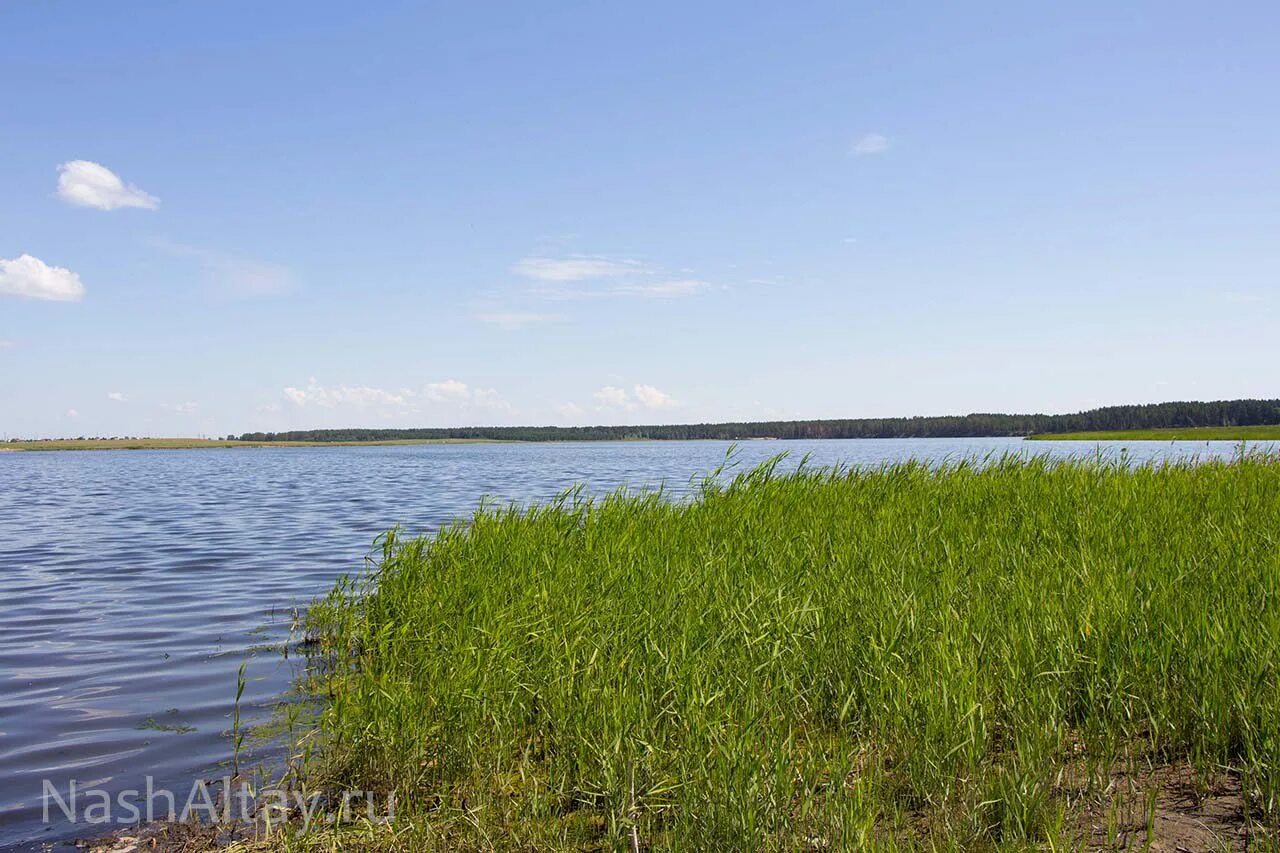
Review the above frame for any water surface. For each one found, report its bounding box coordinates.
[0,438,1269,849]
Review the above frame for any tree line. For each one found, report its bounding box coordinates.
[233,398,1280,443]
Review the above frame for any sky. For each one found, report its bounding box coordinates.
[2,2,1278,438]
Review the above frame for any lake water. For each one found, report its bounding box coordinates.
[0,437,1271,849]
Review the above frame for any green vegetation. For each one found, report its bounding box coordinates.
[135,711,196,735]
[293,452,1280,850]
[238,398,1280,443]
[1030,424,1280,442]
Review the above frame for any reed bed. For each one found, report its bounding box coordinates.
[297,452,1280,850]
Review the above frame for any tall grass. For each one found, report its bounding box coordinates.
[299,452,1280,849]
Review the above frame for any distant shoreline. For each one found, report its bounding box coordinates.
[1029,425,1280,441]
[0,437,506,452]
[7,428,1280,452]
[10,400,1280,451]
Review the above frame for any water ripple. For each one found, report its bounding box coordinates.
[0,438,1270,849]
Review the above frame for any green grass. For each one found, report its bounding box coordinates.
[0,437,500,451]
[1028,424,1280,441]
[294,452,1280,850]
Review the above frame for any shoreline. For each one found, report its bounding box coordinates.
[1028,424,1280,441]
[0,437,508,452]
[7,430,1280,452]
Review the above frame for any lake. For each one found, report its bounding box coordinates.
[0,437,1270,849]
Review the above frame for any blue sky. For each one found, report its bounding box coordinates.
[2,2,1278,437]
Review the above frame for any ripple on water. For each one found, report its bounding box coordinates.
[1,438,1273,849]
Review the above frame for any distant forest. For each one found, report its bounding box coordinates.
[235,398,1280,443]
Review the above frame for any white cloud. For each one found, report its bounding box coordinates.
[0,254,86,302]
[594,385,631,408]
[424,379,470,402]
[423,379,510,409]
[474,312,563,330]
[527,284,602,301]
[336,388,403,407]
[593,383,677,412]
[633,384,675,408]
[284,379,409,409]
[851,133,891,156]
[513,256,646,282]
[472,388,511,410]
[56,160,159,210]
[0,340,15,350]
[155,240,295,297]
[515,252,713,301]
[65,408,79,418]
[107,392,127,402]
[615,279,709,298]
[164,401,199,414]
[556,402,585,420]
[280,378,509,416]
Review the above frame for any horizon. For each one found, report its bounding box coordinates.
[5,395,1275,442]
[4,2,1279,438]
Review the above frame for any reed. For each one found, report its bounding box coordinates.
[295,450,1280,849]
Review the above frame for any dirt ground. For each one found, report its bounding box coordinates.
[1068,762,1275,851]
[77,763,1278,851]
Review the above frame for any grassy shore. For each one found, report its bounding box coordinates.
[1,437,500,452]
[1029,424,1280,441]
[285,453,1280,850]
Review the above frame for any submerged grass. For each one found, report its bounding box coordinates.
[294,451,1280,850]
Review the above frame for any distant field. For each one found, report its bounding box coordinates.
[1029,424,1280,441]
[1,437,500,452]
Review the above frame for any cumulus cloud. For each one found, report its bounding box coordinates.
[424,379,470,402]
[56,160,159,210]
[284,379,410,408]
[594,384,676,411]
[851,133,891,156]
[474,312,563,330]
[422,380,509,409]
[281,378,508,413]
[107,392,127,402]
[0,254,86,302]
[633,384,675,408]
[593,385,631,408]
